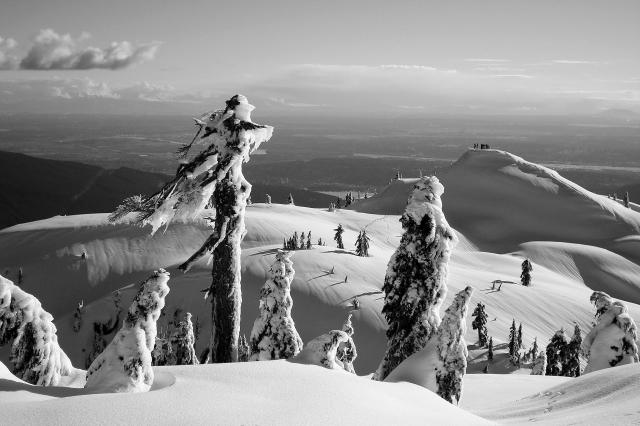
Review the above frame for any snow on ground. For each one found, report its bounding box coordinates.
[0,360,489,426]
[2,204,637,373]
[2,164,640,373]
[1,148,640,423]
[469,363,640,425]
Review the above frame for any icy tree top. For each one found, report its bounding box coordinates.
[404,176,450,229]
[109,94,273,236]
[270,250,294,282]
[590,291,614,318]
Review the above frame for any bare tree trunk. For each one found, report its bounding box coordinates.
[209,174,250,363]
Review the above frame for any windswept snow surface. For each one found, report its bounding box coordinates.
[468,363,640,425]
[1,202,639,374]
[0,360,489,426]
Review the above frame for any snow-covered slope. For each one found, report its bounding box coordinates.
[469,363,640,425]
[352,149,640,302]
[1,203,638,374]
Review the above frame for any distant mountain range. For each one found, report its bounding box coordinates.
[0,151,335,229]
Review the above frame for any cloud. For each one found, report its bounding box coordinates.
[17,29,160,70]
[464,58,511,63]
[552,60,600,65]
[0,36,18,70]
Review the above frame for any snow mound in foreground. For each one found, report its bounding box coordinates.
[475,363,640,425]
[0,360,489,425]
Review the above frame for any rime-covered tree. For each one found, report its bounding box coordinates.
[334,224,345,249]
[238,334,250,362]
[375,176,457,381]
[434,286,473,404]
[73,300,84,332]
[249,250,303,360]
[531,351,546,375]
[293,330,356,372]
[520,259,533,286]
[299,231,305,249]
[487,337,494,361]
[582,291,638,374]
[172,312,198,365]
[531,337,539,361]
[0,274,73,386]
[306,232,312,249]
[288,193,295,205]
[563,324,582,377]
[517,323,523,350]
[471,302,488,347]
[337,313,357,373]
[152,331,175,366]
[355,229,371,257]
[545,328,569,376]
[109,95,273,363]
[266,194,271,204]
[85,269,170,392]
[508,319,518,360]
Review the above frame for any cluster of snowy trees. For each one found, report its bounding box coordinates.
[283,231,313,250]
[152,312,199,366]
[544,326,582,377]
[607,191,631,208]
[333,223,372,257]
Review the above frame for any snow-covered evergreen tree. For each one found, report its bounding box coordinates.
[563,324,582,377]
[517,323,523,350]
[334,224,345,249]
[545,328,569,376]
[623,192,630,208]
[531,351,546,375]
[471,302,488,347]
[152,331,175,366]
[288,193,295,205]
[172,312,198,365]
[337,313,357,373]
[299,231,305,249]
[238,334,250,362]
[249,250,303,360]
[487,337,494,361]
[520,259,533,286]
[85,269,170,392]
[434,286,473,404]
[508,319,518,362]
[531,337,539,361]
[306,232,312,250]
[72,300,84,332]
[582,291,638,374]
[375,176,457,381]
[355,229,371,257]
[266,194,271,204]
[294,330,356,372]
[0,274,73,386]
[109,95,273,363]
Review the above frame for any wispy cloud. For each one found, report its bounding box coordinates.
[464,58,511,63]
[552,60,601,65]
[489,74,534,79]
[0,29,160,71]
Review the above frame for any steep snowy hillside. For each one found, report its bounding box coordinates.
[1,203,638,374]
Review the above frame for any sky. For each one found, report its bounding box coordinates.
[0,0,638,115]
